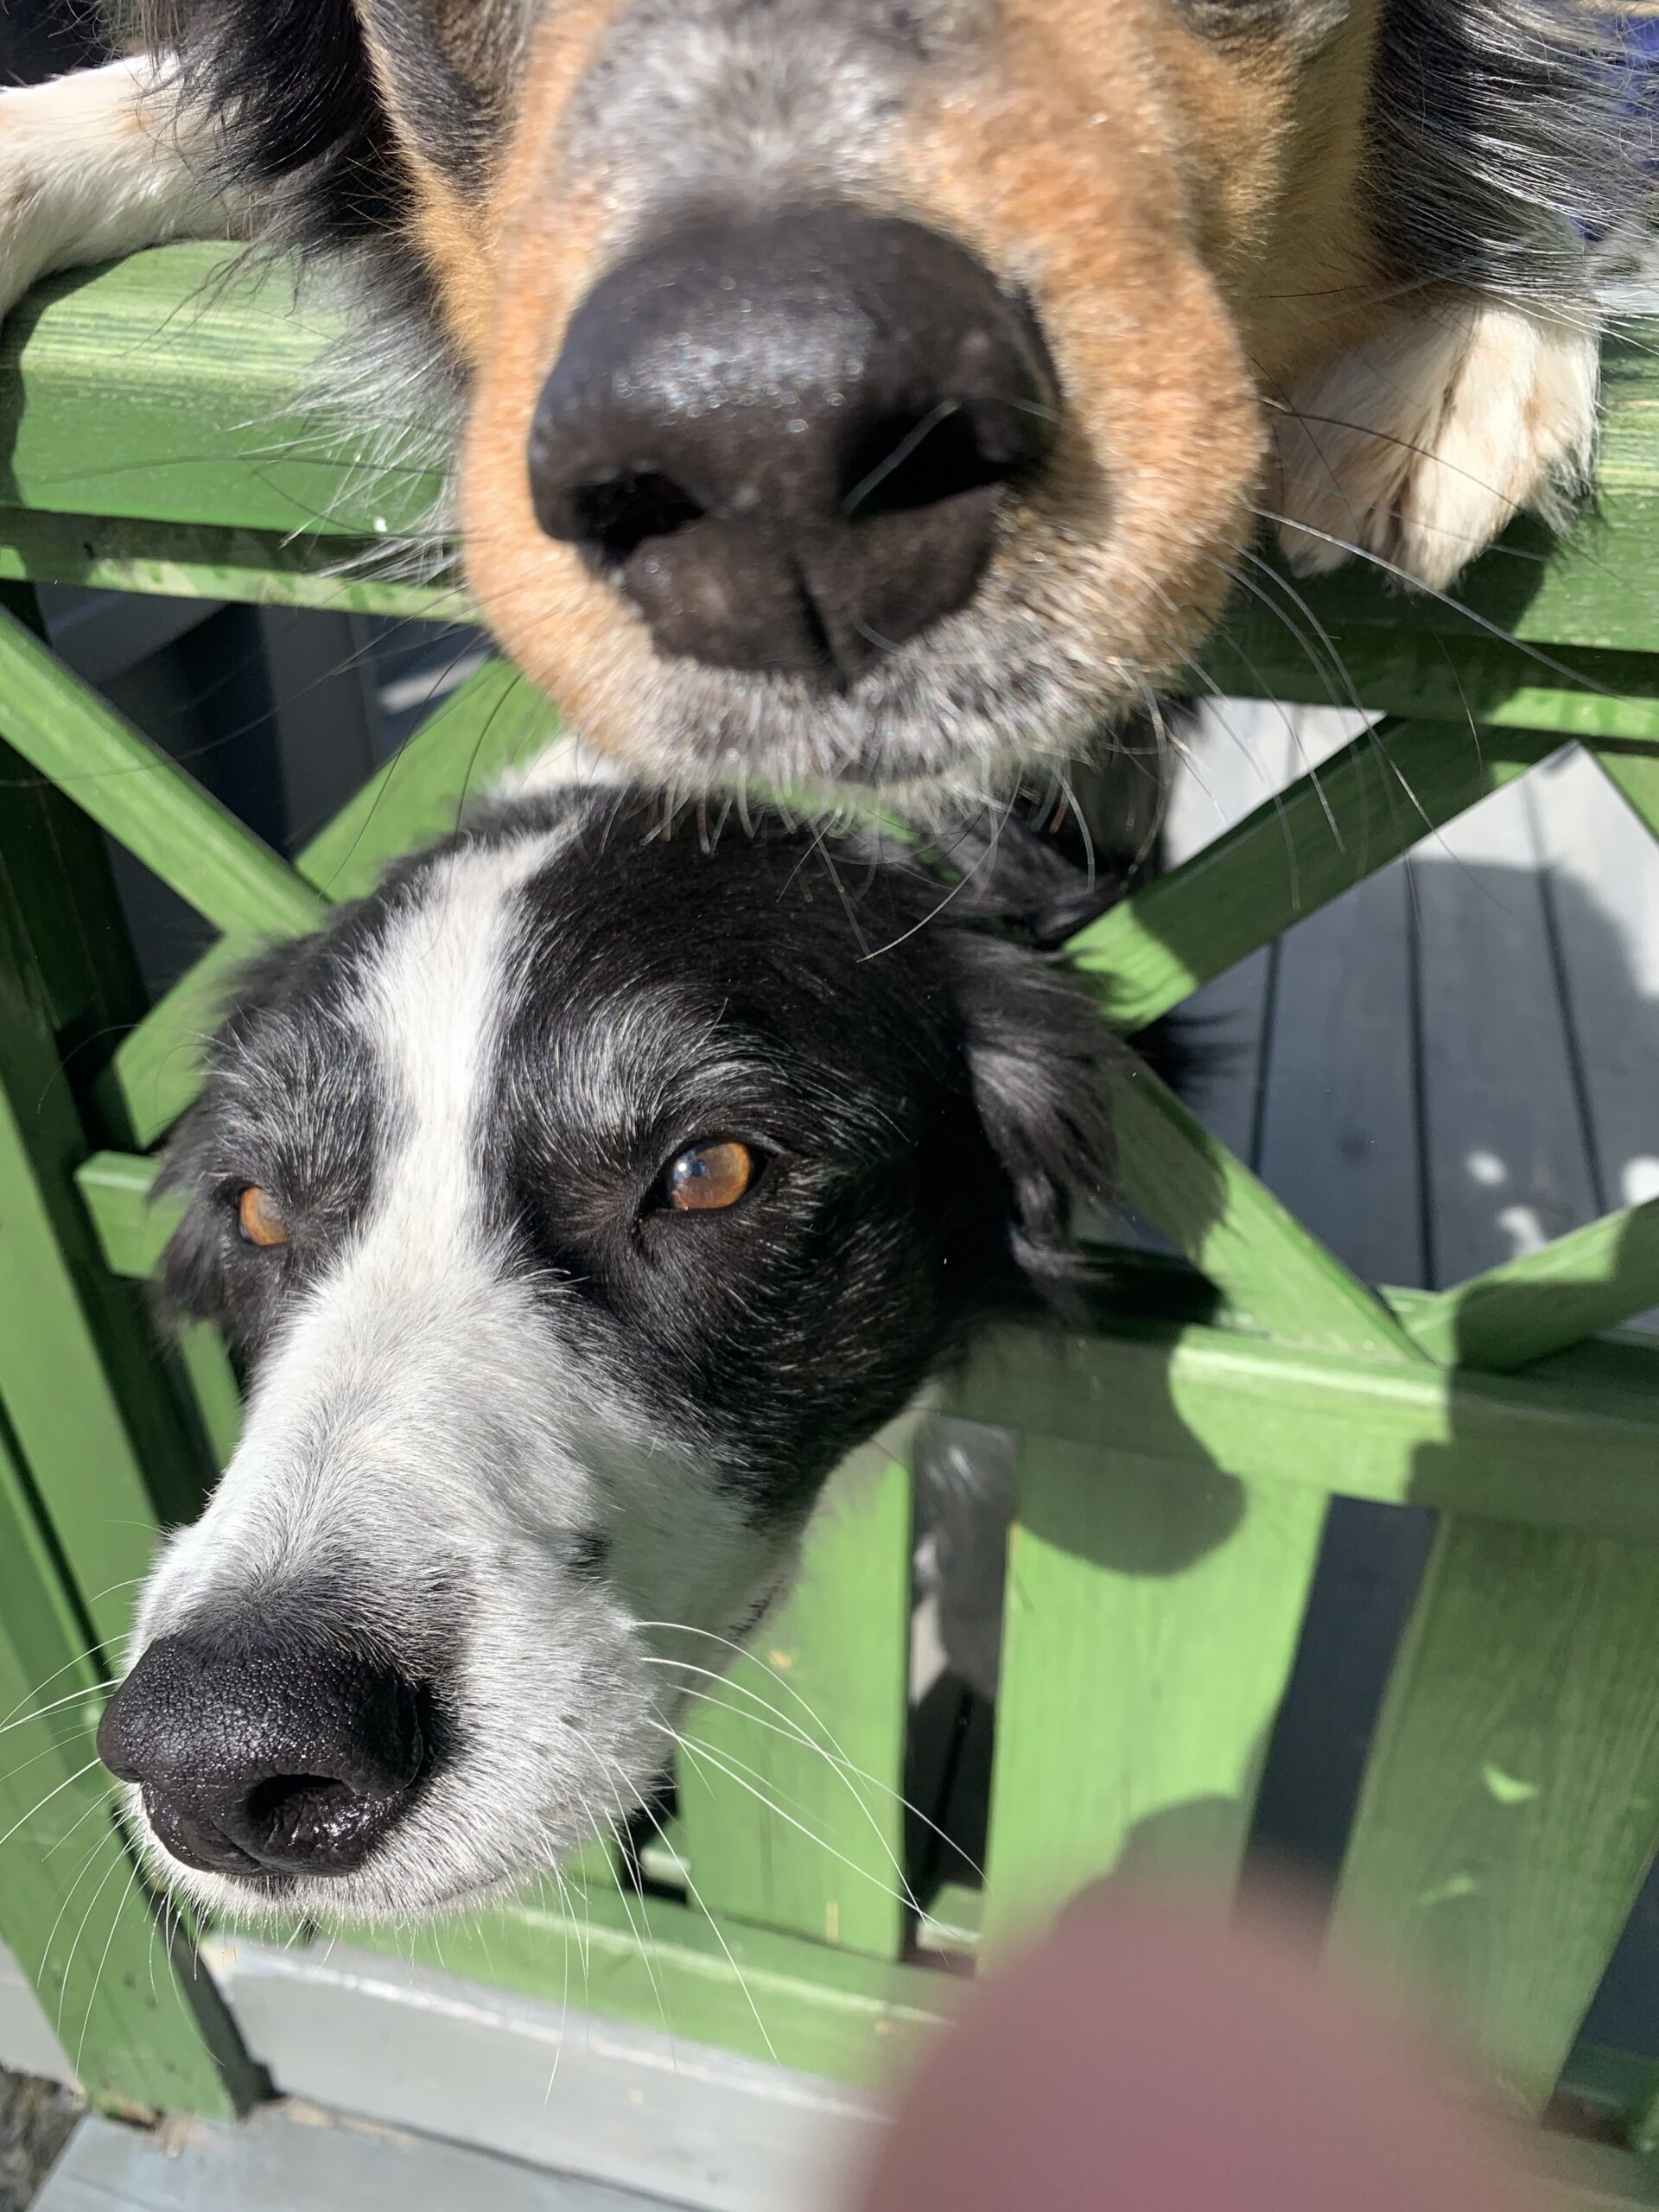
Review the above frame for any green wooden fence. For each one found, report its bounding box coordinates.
[3,243,1659,2191]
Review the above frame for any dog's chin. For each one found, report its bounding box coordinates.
[123,1772,626,1930]
[511,554,1185,804]
[590,639,1122,805]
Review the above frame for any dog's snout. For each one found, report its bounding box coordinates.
[98,1625,426,1880]
[529,208,1058,685]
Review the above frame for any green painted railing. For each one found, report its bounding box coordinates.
[3,245,1659,2191]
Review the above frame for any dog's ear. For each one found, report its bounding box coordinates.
[942,931,1120,1296]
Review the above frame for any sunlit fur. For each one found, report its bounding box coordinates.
[2,1,1645,796]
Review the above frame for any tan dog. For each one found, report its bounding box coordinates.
[0,3,1642,798]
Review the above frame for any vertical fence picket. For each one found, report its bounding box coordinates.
[982,1433,1326,1946]
[675,1434,914,1958]
[1332,1519,1659,2106]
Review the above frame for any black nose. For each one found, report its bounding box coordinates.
[529,207,1058,685]
[97,1624,426,1879]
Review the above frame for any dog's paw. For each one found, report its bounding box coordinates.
[0,59,232,327]
[1269,298,1599,594]
[0,80,69,321]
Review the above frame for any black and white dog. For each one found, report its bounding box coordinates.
[97,774,1120,1922]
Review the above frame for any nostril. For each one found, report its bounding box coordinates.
[839,396,1049,523]
[142,1786,261,1878]
[245,1773,359,1830]
[553,467,707,569]
[242,1771,410,1867]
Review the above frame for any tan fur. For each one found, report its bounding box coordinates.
[350,12,515,362]
[370,0,1599,765]
[404,163,497,360]
[460,0,1291,756]
[891,3,1278,684]
[459,7,658,762]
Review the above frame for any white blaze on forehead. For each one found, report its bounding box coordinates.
[134,822,585,1624]
[362,826,571,1242]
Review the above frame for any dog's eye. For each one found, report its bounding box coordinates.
[236,1185,289,1249]
[663,1140,757,1214]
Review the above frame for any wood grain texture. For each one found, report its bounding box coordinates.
[0,247,445,538]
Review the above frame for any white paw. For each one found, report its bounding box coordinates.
[1269,297,1600,594]
[0,78,74,320]
[0,59,232,326]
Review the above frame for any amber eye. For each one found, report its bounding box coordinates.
[664,1140,757,1214]
[236,1185,289,1249]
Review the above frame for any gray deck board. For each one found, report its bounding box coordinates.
[33,2105,674,2212]
[1173,718,1652,1303]
[1410,766,1603,1286]
[1256,856,1424,1287]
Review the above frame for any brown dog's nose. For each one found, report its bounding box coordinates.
[98,1623,425,1880]
[528,208,1058,686]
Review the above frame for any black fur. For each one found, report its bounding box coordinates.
[1369,0,1644,298]
[159,789,1123,1517]
[139,0,442,354]
[151,0,403,238]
